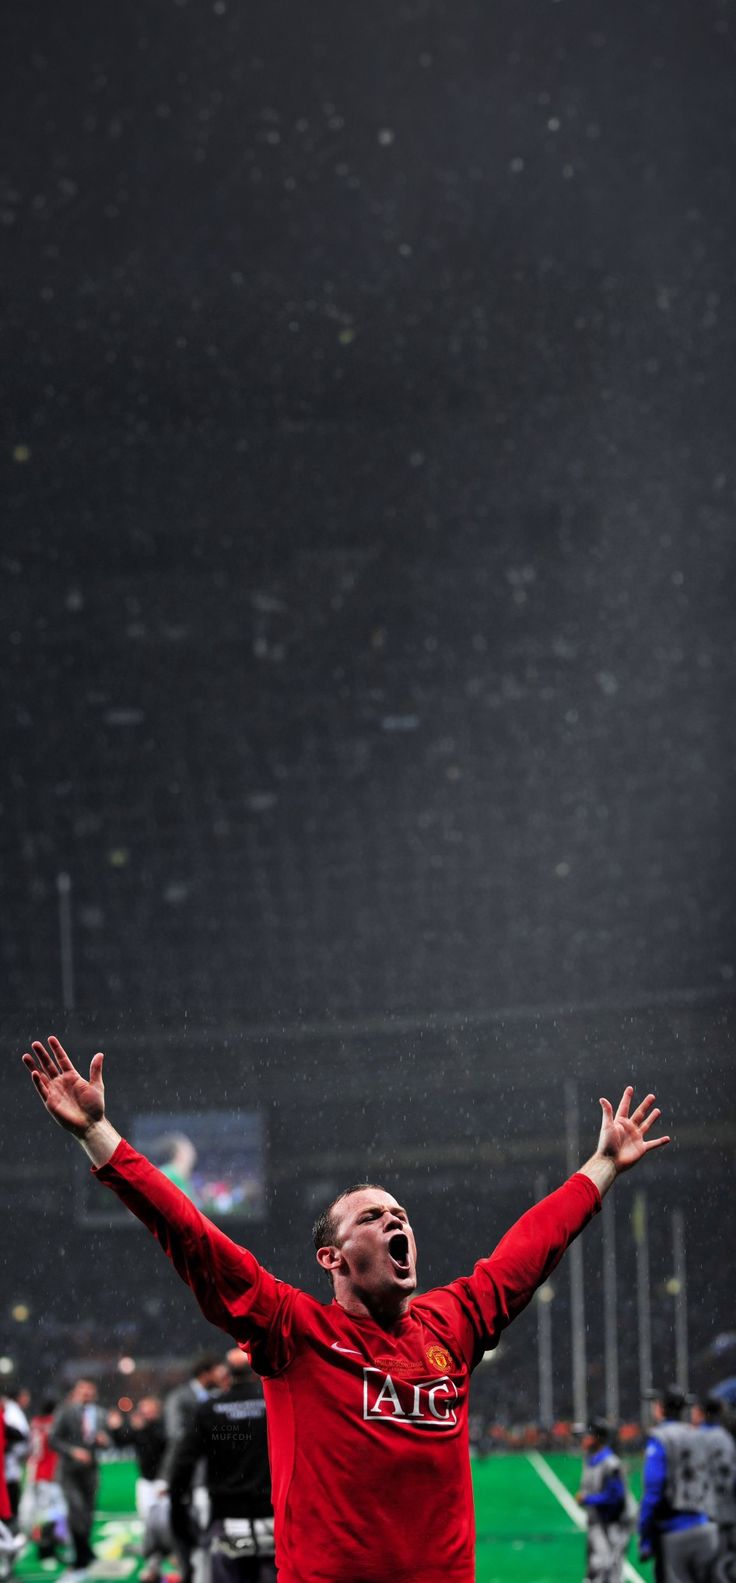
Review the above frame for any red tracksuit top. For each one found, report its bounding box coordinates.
[0,1411,12,1522]
[28,1415,59,1484]
[95,1141,600,1583]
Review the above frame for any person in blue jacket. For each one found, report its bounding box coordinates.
[691,1394,736,1582]
[639,1385,718,1581]
[576,1417,633,1583]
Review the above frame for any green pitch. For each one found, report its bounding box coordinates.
[16,1454,646,1583]
[474,1453,643,1582]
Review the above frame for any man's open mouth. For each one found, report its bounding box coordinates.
[388,1232,410,1273]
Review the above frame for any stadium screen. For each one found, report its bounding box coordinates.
[78,1109,266,1226]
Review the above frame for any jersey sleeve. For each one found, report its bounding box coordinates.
[639,1438,668,1546]
[418,1172,601,1369]
[93,1139,299,1373]
[585,1465,626,1510]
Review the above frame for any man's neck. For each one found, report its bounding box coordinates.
[334,1288,412,1327]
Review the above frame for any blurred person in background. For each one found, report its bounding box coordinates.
[1,1389,29,1525]
[107,1396,168,1583]
[162,1358,221,1472]
[153,1136,199,1202]
[691,1394,736,1581]
[50,1378,110,1579]
[22,1038,670,1583]
[19,1392,68,1562]
[169,1348,274,1583]
[639,1385,717,1581]
[0,1408,26,1581]
[162,1357,220,1583]
[576,1416,634,1583]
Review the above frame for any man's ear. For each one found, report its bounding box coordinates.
[316,1244,342,1275]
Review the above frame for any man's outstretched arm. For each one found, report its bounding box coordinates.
[22,1036,120,1164]
[433,1084,670,1363]
[577,1085,670,1198]
[21,1036,299,1368]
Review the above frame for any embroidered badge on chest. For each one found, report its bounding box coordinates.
[425,1342,454,1373]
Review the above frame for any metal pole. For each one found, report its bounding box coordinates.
[672,1209,689,1391]
[633,1191,652,1425]
[535,1175,554,1429]
[57,871,75,1012]
[565,1080,587,1426]
[602,1193,619,1423]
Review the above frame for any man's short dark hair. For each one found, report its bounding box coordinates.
[659,1384,689,1418]
[191,1352,219,1379]
[312,1184,385,1256]
[588,1416,614,1442]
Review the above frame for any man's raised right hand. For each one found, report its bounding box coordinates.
[22,1036,105,1137]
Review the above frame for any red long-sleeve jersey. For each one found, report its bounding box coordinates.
[95,1141,600,1583]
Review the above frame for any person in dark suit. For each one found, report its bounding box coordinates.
[169,1349,274,1583]
[50,1379,110,1577]
[162,1357,220,1583]
[162,1357,220,1480]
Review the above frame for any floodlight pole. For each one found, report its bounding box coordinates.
[634,1191,653,1426]
[565,1080,587,1427]
[672,1209,689,1390]
[602,1194,620,1423]
[57,871,75,1012]
[535,1175,554,1429]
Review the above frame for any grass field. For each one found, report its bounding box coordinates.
[474,1453,644,1582]
[15,1454,647,1583]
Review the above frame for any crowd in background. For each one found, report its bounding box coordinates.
[0,1348,274,1583]
[1,1365,734,1583]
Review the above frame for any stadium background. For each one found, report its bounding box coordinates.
[1,0,735,1563]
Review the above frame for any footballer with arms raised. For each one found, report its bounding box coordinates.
[23,1037,669,1583]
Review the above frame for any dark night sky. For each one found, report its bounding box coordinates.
[2,1,736,1417]
[2,0,736,1024]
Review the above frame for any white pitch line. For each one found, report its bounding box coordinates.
[526,1450,647,1583]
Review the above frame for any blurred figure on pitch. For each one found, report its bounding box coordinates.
[169,1349,274,1583]
[0,1407,26,1581]
[163,1359,221,1474]
[639,1384,718,1582]
[1,1388,30,1526]
[162,1357,220,1583]
[50,1378,110,1579]
[19,1392,68,1562]
[576,1417,635,1583]
[692,1395,736,1582]
[108,1396,169,1583]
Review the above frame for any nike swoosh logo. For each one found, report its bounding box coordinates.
[330,1343,362,1355]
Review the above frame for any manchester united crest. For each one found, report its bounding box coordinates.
[425,1343,453,1373]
